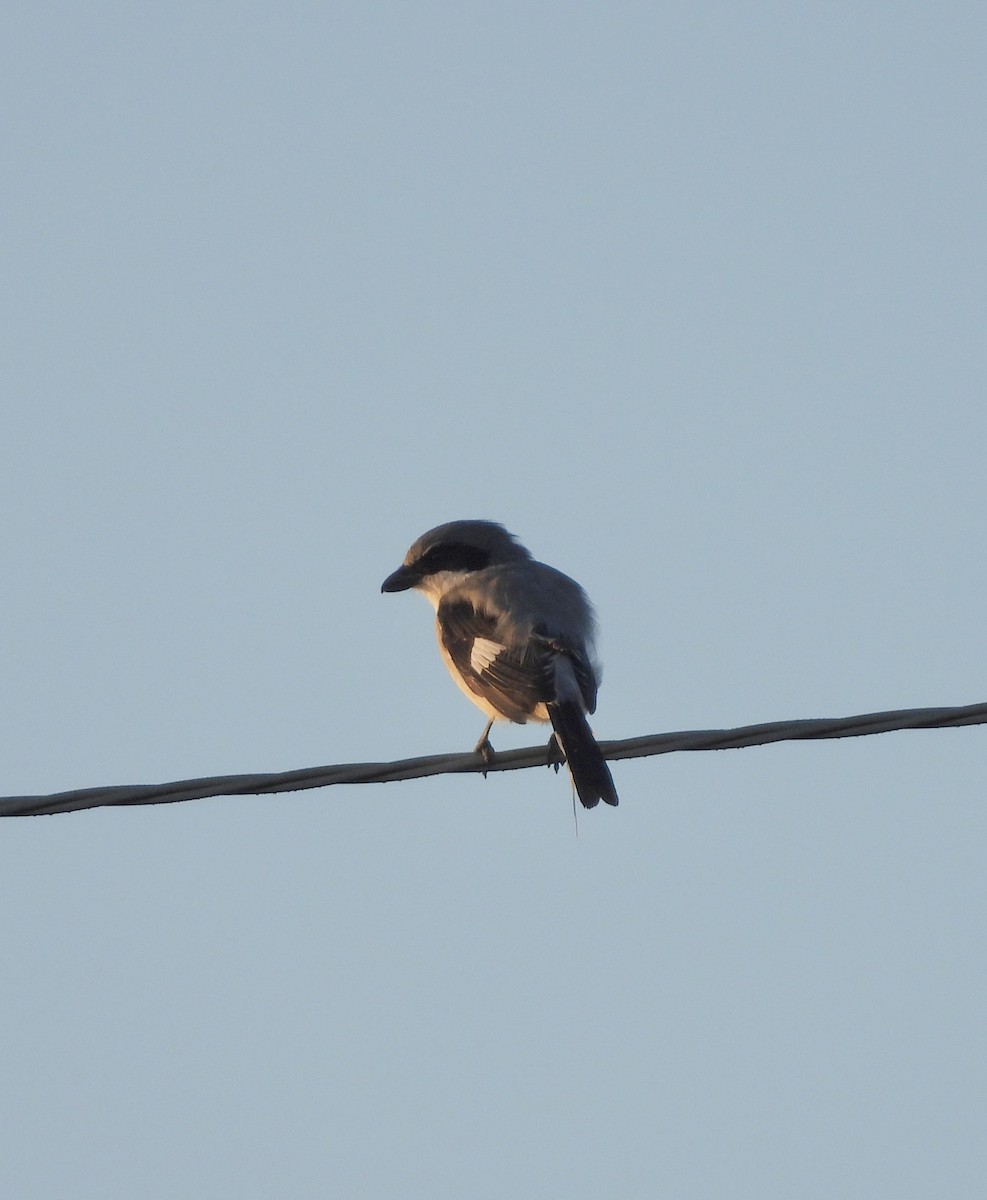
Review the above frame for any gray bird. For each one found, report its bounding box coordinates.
[381,520,618,808]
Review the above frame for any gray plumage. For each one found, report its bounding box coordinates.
[381,520,618,808]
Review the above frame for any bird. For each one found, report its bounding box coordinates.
[381,520,618,808]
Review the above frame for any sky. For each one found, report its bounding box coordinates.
[2,2,985,1196]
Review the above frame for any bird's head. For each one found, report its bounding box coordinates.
[381,520,531,604]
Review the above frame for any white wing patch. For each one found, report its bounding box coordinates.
[470,636,506,675]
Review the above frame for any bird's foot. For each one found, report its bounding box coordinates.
[546,732,564,774]
[474,721,496,777]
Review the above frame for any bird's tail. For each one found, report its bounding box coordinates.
[548,701,619,809]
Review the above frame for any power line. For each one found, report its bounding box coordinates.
[3,699,985,818]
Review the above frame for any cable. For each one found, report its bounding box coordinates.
[2,699,985,818]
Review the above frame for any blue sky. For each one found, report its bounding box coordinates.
[2,4,985,1196]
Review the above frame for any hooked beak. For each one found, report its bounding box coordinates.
[381,564,419,593]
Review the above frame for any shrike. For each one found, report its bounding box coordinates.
[381,520,618,808]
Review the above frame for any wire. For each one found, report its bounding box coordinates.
[2,699,985,818]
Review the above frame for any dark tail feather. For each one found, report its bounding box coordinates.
[548,702,619,809]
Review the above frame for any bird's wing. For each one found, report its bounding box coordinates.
[437,598,550,723]
[531,632,599,714]
[437,597,598,722]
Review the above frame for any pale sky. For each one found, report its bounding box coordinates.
[2,4,985,1197]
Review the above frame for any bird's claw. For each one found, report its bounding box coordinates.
[474,731,495,778]
[547,732,564,773]
[473,718,498,776]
